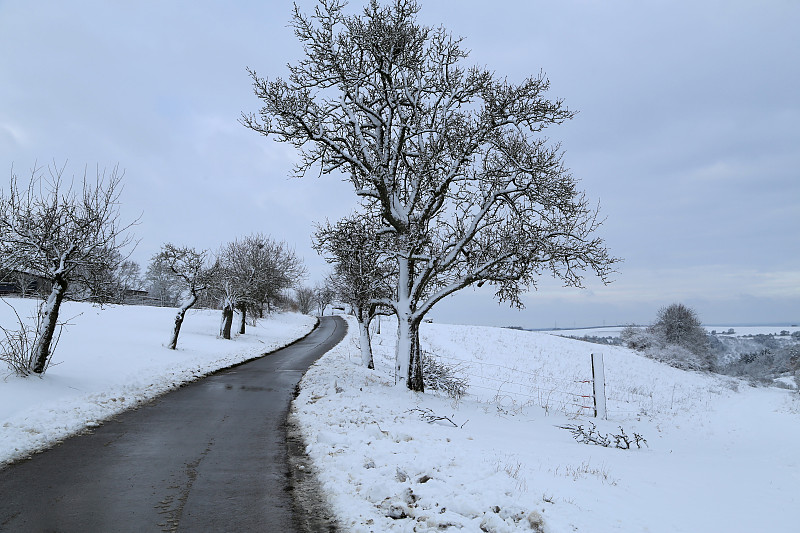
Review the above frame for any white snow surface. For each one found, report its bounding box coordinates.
[294,315,800,532]
[3,301,798,532]
[0,298,316,465]
[547,324,800,338]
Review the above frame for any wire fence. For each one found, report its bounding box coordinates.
[370,328,709,419]
[370,333,656,419]
[422,352,598,416]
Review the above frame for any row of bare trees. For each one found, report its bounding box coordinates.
[0,163,307,374]
[150,236,306,350]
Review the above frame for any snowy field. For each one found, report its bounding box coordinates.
[294,315,800,532]
[0,298,316,465]
[546,324,800,338]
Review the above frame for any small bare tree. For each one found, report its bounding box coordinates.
[151,244,212,350]
[111,259,142,304]
[260,240,307,315]
[0,162,136,374]
[313,214,394,369]
[295,286,316,315]
[313,280,335,316]
[145,257,183,307]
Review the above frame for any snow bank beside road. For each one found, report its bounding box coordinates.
[294,317,548,532]
[0,299,316,465]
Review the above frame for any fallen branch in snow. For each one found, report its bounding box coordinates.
[557,422,648,450]
[407,407,467,428]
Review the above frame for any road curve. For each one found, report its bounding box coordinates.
[0,315,346,533]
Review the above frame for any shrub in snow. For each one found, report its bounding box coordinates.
[622,304,715,371]
[407,407,463,428]
[650,343,711,372]
[648,303,713,368]
[0,300,66,377]
[620,325,658,352]
[0,307,39,376]
[422,352,469,402]
[621,326,707,370]
[568,334,624,346]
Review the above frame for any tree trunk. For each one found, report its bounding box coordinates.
[168,293,197,350]
[220,302,233,340]
[408,320,424,392]
[356,310,374,369]
[31,277,68,374]
[237,305,246,335]
[395,314,424,391]
[394,255,423,390]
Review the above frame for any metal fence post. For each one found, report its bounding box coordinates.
[591,353,607,419]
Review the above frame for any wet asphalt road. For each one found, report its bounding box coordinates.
[0,315,346,533]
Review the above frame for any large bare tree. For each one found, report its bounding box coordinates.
[0,162,136,374]
[244,0,618,390]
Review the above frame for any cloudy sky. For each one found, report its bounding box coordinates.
[1,0,797,328]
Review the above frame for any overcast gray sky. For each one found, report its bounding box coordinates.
[1,0,798,328]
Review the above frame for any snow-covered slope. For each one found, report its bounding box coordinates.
[293,316,800,532]
[0,298,316,465]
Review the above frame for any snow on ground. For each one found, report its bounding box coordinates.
[294,315,800,532]
[547,324,800,338]
[541,326,630,337]
[0,297,316,465]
